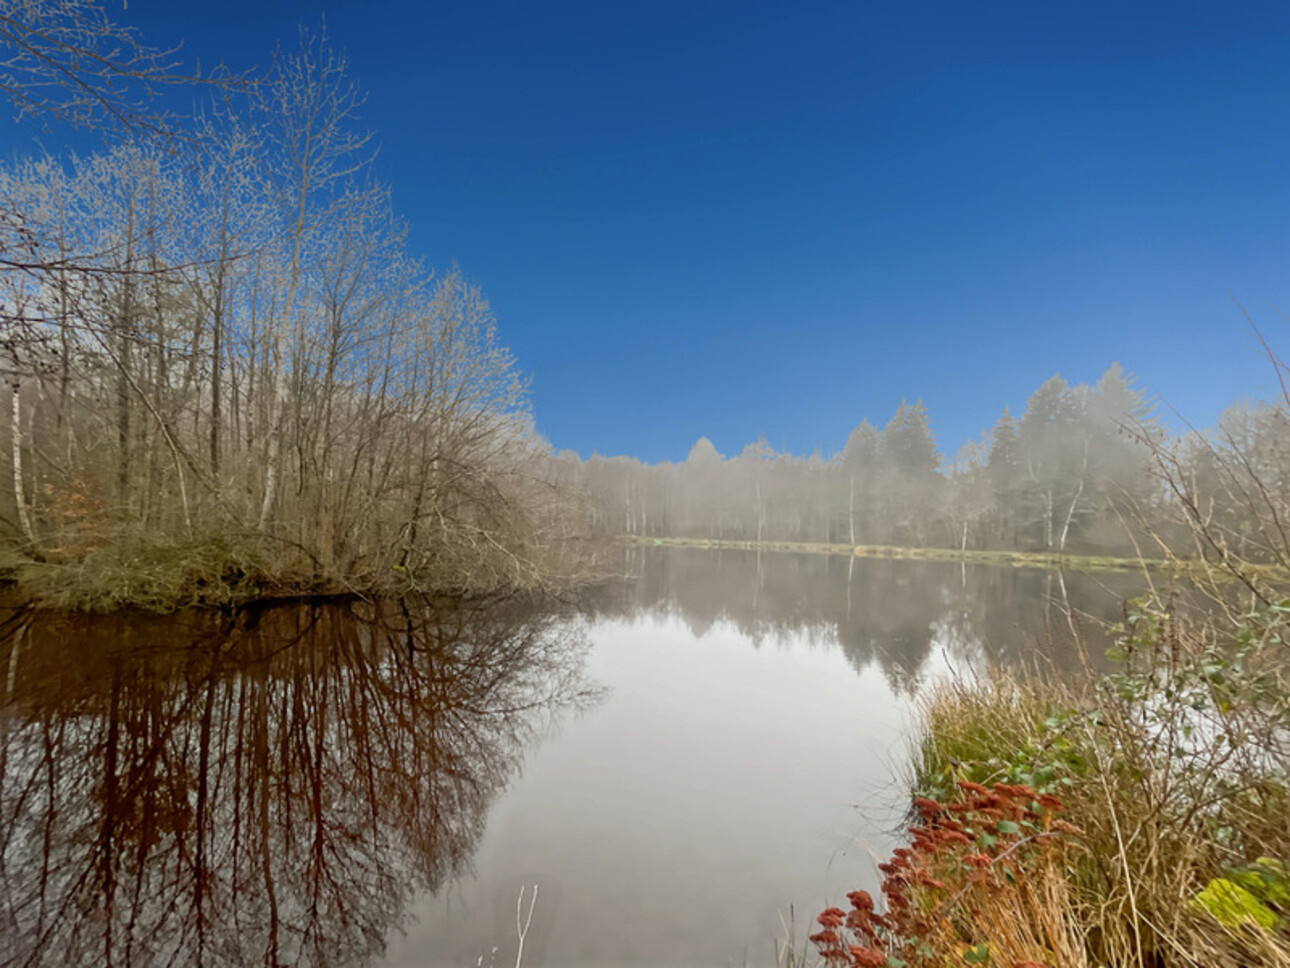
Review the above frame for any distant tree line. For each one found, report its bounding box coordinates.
[555,362,1289,561]
[0,6,581,604]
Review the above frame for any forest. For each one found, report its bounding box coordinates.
[3,5,1290,967]
[560,361,1290,564]
[0,12,587,607]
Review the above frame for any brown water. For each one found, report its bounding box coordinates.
[0,548,1144,967]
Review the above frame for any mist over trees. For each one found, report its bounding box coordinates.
[0,9,580,604]
[558,361,1286,560]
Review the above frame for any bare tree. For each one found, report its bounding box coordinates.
[0,0,206,133]
[1136,324,1290,606]
[247,25,374,532]
[0,17,582,603]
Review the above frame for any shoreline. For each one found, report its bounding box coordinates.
[628,534,1198,573]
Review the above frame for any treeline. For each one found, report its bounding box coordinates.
[0,17,582,605]
[558,362,1289,561]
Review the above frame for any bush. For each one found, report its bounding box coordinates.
[812,781,1085,968]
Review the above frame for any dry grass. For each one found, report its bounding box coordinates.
[906,597,1290,967]
[632,534,1221,575]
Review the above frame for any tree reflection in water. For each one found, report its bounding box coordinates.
[0,597,597,968]
[594,547,1146,690]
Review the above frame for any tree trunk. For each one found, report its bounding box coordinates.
[210,289,222,476]
[257,350,286,531]
[1058,439,1089,554]
[1059,477,1084,553]
[849,474,856,546]
[11,382,34,545]
[756,478,764,543]
[1043,488,1054,549]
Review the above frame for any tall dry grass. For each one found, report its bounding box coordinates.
[887,596,1290,968]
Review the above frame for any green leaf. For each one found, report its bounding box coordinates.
[1231,858,1290,910]
[996,820,1021,835]
[1193,878,1283,931]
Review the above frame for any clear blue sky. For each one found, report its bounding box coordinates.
[10,1,1290,462]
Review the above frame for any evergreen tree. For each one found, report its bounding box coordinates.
[842,419,880,470]
[987,407,1020,498]
[840,419,882,543]
[1017,375,1077,548]
[878,399,941,544]
[880,399,939,479]
[686,436,722,466]
[987,407,1021,544]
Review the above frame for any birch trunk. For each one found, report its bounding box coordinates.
[10,383,34,545]
[849,473,856,545]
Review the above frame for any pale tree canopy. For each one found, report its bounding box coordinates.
[686,436,722,465]
[0,0,214,134]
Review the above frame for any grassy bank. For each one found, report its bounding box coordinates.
[813,598,1290,967]
[632,535,1184,574]
[0,531,612,612]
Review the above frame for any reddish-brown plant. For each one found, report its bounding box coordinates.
[813,781,1084,968]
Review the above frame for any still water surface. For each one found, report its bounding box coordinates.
[0,548,1144,967]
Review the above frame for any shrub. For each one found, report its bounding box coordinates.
[812,781,1085,968]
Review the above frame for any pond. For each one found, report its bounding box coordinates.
[0,547,1147,967]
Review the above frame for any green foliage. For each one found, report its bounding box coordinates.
[912,678,1086,808]
[1190,855,1290,936]
[1192,879,1281,932]
[1230,858,1290,911]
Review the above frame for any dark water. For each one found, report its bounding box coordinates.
[0,549,1146,967]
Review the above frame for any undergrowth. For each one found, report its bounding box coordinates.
[819,596,1290,967]
[5,532,302,611]
[0,526,609,612]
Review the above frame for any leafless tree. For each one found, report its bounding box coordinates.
[0,0,211,133]
[0,24,583,602]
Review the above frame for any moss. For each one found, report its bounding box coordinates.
[0,533,333,612]
[1192,879,1282,932]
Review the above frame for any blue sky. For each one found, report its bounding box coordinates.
[8,1,1289,462]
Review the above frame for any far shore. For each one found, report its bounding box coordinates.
[626,534,1224,574]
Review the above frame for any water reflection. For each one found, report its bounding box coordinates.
[0,552,1152,968]
[0,598,595,968]
[596,547,1146,687]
